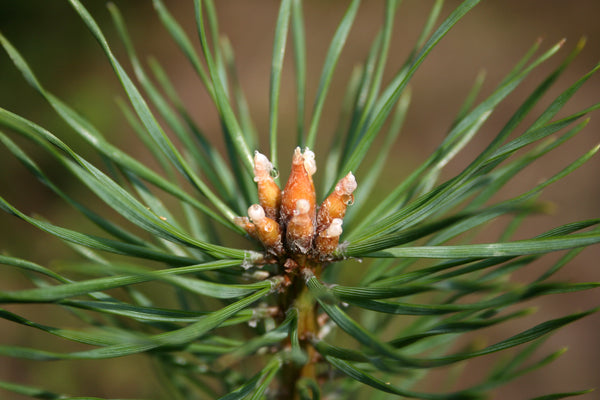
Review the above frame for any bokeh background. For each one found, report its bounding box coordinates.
[0,1,598,398]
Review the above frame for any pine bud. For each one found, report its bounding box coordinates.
[315,218,343,257]
[248,204,284,255]
[286,199,314,254]
[253,151,281,220]
[244,147,354,262]
[280,147,317,225]
[317,172,356,231]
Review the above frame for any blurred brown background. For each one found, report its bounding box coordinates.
[0,1,599,399]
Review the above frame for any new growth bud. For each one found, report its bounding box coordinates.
[248,204,283,255]
[237,147,355,264]
[280,147,316,225]
[317,172,357,230]
[253,151,281,220]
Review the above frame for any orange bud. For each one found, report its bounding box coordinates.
[253,151,281,220]
[286,199,314,254]
[315,218,343,257]
[280,147,317,225]
[317,172,356,231]
[248,204,284,255]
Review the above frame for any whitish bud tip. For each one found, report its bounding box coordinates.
[325,218,343,237]
[302,148,317,176]
[248,204,266,222]
[253,151,273,181]
[292,147,303,163]
[336,172,357,195]
[295,199,310,214]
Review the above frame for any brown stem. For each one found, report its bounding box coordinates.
[277,259,321,399]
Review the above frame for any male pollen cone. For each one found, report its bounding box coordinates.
[317,172,357,231]
[280,147,317,225]
[253,151,281,220]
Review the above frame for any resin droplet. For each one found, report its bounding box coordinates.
[315,218,343,257]
[248,204,284,255]
[280,147,316,226]
[316,172,356,231]
[286,199,315,254]
[253,151,282,220]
